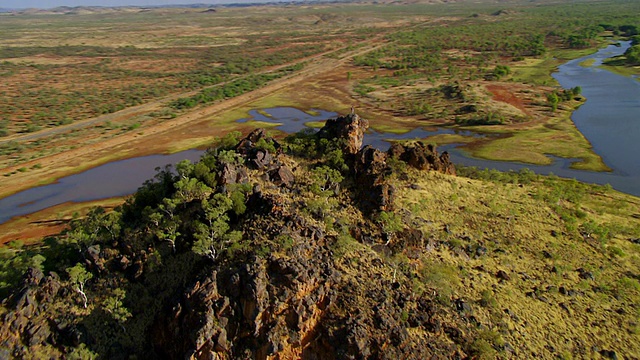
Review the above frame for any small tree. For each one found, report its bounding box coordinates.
[103,288,132,330]
[546,92,559,111]
[376,211,404,244]
[193,194,240,261]
[310,166,344,195]
[571,86,582,96]
[67,263,92,308]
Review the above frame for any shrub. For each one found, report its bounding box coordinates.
[419,260,460,304]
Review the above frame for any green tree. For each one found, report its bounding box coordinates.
[103,288,132,329]
[174,177,212,203]
[230,189,247,215]
[192,193,240,261]
[376,211,404,243]
[67,344,98,360]
[310,166,344,195]
[67,263,93,308]
[146,197,182,253]
[571,86,582,96]
[624,45,640,65]
[492,64,511,79]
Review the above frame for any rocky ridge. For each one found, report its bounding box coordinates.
[4,110,635,359]
[0,112,462,359]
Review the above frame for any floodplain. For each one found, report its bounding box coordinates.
[0,1,638,241]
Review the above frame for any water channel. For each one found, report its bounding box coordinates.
[1,42,638,224]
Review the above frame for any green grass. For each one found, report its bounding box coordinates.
[600,64,640,78]
[466,111,610,172]
[304,121,326,129]
[512,48,599,85]
[421,134,477,146]
[579,59,596,67]
[397,167,640,358]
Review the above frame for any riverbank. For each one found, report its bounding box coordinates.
[0,197,124,246]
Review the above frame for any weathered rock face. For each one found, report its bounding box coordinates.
[317,113,369,154]
[153,200,339,360]
[313,113,455,214]
[236,129,278,171]
[388,141,456,175]
[351,139,455,214]
[0,268,70,358]
[152,190,466,360]
[353,146,395,213]
[215,128,296,189]
[236,129,295,187]
[218,162,249,187]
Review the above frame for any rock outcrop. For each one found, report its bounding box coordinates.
[353,145,395,213]
[309,112,456,214]
[0,268,71,358]
[229,128,295,188]
[388,141,456,175]
[316,113,369,154]
[152,190,467,360]
[0,113,463,360]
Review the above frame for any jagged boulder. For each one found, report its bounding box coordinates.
[269,165,295,188]
[235,128,282,163]
[234,129,294,187]
[218,162,249,186]
[317,113,369,154]
[388,141,456,175]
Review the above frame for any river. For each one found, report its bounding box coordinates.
[0,42,638,224]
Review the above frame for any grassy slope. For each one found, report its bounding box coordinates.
[394,168,640,358]
[511,48,600,86]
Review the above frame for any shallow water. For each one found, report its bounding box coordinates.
[0,150,203,224]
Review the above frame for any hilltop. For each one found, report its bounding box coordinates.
[0,113,639,359]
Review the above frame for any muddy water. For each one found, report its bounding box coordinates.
[1,49,639,225]
[0,150,203,224]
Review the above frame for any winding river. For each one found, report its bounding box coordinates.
[0,42,638,224]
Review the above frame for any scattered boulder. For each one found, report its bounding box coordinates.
[455,299,472,314]
[232,129,294,187]
[577,268,595,281]
[218,162,249,186]
[268,165,295,187]
[496,270,511,281]
[600,350,618,360]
